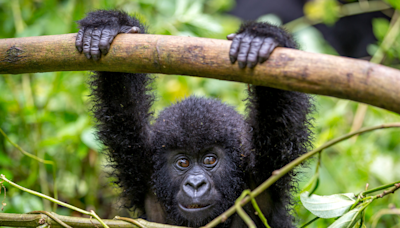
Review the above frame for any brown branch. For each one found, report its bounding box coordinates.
[0,212,186,228]
[1,34,400,114]
[376,183,400,199]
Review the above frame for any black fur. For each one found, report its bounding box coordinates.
[78,10,314,228]
[77,10,147,33]
[89,72,155,210]
[237,21,298,48]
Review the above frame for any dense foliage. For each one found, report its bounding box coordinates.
[0,0,400,227]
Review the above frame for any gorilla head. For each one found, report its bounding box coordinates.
[151,98,249,226]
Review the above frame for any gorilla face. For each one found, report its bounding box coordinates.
[172,147,223,221]
[152,144,243,227]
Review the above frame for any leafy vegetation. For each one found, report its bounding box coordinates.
[0,0,400,227]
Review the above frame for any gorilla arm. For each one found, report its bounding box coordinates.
[229,21,314,227]
[76,10,155,211]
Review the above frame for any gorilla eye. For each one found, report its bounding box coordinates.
[203,156,217,166]
[177,158,190,168]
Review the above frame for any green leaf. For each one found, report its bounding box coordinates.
[81,128,102,151]
[385,0,400,9]
[304,0,339,25]
[354,218,367,228]
[372,18,390,41]
[327,203,368,228]
[322,0,340,25]
[188,15,222,33]
[301,172,320,195]
[300,192,356,218]
[10,193,44,213]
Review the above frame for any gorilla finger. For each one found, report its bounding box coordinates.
[108,27,120,43]
[75,29,85,52]
[226,33,236,40]
[258,37,279,63]
[82,28,94,59]
[99,27,118,55]
[247,36,264,68]
[98,40,110,56]
[229,33,244,64]
[237,34,254,69]
[90,26,104,61]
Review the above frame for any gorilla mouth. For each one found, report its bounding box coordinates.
[178,203,214,224]
[183,204,211,209]
[179,203,213,212]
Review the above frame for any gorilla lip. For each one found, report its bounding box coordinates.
[179,203,212,210]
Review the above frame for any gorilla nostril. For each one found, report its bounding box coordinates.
[186,178,206,190]
[183,175,210,197]
[185,182,193,188]
[192,181,206,192]
[197,181,205,189]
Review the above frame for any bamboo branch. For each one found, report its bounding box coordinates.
[0,174,187,228]
[0,174,110,228]
[1,34,400,114]
[0,212,185,228]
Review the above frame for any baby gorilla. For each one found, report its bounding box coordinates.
[76,10,313,228]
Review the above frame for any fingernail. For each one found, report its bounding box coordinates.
[128,26,141,34]
[238,62,246,69]
[248,62,256,68]
[258,57,267,63]
[85,53,91,59]
[132,27,141,33]
[103,46,110,55]
[229,56,236,64]
[227,33,236,40]
[76,46,82,52]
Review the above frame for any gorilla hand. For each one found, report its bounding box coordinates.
[228,22,296,69]
[75,10,143,61]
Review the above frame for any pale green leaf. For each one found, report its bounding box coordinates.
[327,205,365,228]
[372,18,390,41]
[301,172,319,194]
[301,192,356,218]
[81,127,102,151]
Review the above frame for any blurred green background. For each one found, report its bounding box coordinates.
[0,0,400,227]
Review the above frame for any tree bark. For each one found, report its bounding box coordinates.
[1,33,400,114]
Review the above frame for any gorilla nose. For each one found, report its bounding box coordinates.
[183,175,210,198]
